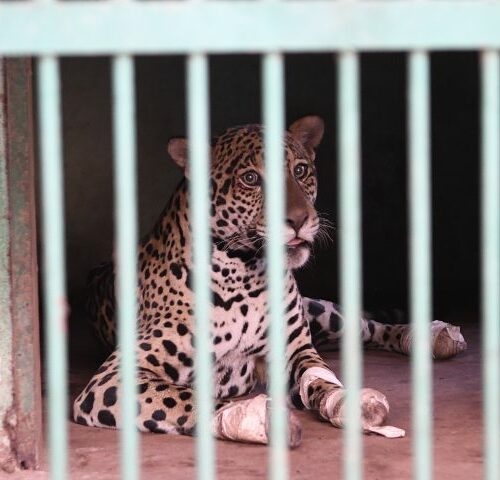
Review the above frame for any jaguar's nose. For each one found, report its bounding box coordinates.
[286,212,308,234]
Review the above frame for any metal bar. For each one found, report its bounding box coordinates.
[37,56,68,480]
[187,53,215,480]
[408,51,432,480]
[481,50,500,480]
[0,58,16,474]
[112,55,139,480]
[2,1,500,55]
[4,58,43,470]
[262,52,288,480]
[338,51,362,480]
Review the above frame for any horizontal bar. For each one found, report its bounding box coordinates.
[37,56,68,480]
[112,54,139,480]
[338,51,362,480]
[481,49,500,480]
[262,52,288,480]
[408,51,433,480]
[187,53,215,480]
[1,1,500,55]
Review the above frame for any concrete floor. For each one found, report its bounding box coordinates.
[10,320,481,480]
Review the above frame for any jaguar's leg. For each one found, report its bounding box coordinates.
[302,296,391,349]
[301,297,345,348]
[73,349,301,445]
[73,351,198,434]
[286,338,403,437]
[303,296,467,359]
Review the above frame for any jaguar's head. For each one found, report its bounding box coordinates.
[168,116,326,269]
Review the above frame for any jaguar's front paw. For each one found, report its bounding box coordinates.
[320,388,405,438]
[213,394,302,448]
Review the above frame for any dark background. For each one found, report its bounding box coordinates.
[58,53,479,322]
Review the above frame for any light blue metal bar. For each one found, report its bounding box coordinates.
[187,53,215,480]
[262,52,288,480]
[112,55,139,480]
[338,51,362,480]
[408,51,433,480]
[37,56,68,480]
[2,1,500,55]
[480,50,500,480]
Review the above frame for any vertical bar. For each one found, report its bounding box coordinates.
[0,58,16,472]
[5,58,43,469]
[112,55,139,480]
[338,51,362,480]
[263,51,288,480]
[481,50,500,480]
[37,56,68,480]
[408,51,432,480]
[187,53,214,480]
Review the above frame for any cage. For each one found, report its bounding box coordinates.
[0,2,498,480]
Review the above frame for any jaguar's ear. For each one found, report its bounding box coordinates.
[167,137,189,170]
[288,116,324,151]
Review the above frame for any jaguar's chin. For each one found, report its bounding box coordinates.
[287,243,311,269]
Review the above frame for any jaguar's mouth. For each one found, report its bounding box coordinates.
[286,237,313,251]
[244,231,313,259]
[286,238,311,254]
[286,238,312,268]
[286,237,306,247]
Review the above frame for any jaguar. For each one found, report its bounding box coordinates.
[73,116,466,445]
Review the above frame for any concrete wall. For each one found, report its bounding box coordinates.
[59,53,479,316]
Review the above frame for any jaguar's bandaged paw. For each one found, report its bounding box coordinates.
[399,320,467,360]
[213,394,302,447]
[320,388,405,439]
[431,320,467,359]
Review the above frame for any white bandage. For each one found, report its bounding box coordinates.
[320,387,406,439]
[299,367,343,409]
[367,425,406,438]
[431,320,467,359]
[213,394,269,444]
[400,320,467,359]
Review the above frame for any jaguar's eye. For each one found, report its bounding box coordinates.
[241,170,261,187]
[294,163,309,180]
